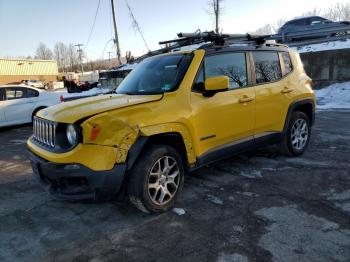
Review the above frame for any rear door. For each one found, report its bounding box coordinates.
[252,51,292,136]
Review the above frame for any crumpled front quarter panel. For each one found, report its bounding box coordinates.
[81,112,140,163]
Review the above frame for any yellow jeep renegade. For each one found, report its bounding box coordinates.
[27,34,315,213]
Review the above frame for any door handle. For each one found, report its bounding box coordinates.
[281,87,294,94]
[239,95,254,103]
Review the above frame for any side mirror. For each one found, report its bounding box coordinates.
[204,76,229,92]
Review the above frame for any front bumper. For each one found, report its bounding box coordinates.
[27,150,127,201]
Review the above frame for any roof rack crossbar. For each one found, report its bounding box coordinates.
[135,31,285,62]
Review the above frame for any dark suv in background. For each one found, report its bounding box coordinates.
[278,16,350,41]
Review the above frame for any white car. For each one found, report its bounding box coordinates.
[22,80,44,88]
[0,85,61,127]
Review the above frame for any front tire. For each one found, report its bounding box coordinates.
[128,145,184,213]
[279,111,311,156]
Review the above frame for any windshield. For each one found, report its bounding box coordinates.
[116,53,193,95]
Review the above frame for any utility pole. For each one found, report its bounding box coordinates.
[75,43,84,74]
[108,51,112,68]
[111,0,122,65]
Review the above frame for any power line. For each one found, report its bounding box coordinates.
[84,0,101,51]
[101,38,114,59]
[125,0,150,52]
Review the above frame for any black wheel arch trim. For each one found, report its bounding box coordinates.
[125,132,189,171]
[283,98,315,134]
[126,136,149,171]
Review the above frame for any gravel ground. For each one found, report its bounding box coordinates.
[0,110,349,262]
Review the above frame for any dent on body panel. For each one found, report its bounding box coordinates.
[81,112,140,163]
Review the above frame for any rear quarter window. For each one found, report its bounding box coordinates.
[281,52,293,75]
[26,88,39,98]
[253,51,282,84]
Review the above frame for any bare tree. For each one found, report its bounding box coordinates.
[251,24,275,35]
[67,44,79,72]
[54,42,68,72]
[35,43,53,60]
[272,19,287,33]
[299,7,323,18]
[324,2,350,21]
[207,0,224,33]
[125,0,150,52]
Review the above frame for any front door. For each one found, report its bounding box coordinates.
[3,87,33,125]
[0,88,5,124]
[190,52,255,159]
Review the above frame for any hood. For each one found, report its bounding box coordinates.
[37,93,162,123]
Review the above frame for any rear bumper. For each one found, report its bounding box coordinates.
[27,150,126,201]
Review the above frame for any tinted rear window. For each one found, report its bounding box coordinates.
[253,52,282,84]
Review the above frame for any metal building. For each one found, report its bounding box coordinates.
[0,58,58,85]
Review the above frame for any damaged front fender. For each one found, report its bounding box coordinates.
[81,112,139,163]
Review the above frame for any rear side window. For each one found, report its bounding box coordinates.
[205,52,248,89]
[281,52,293,75]
[253,52,282,84]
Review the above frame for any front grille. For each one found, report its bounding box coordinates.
[33,117,57,148]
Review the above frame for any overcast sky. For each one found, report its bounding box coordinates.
[0,0,349,60]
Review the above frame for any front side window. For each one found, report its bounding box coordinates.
[205,52,248,90]
[0,89,4,101]
[117,54,192,95]
[6,88,25,100]
[253,52,282,84]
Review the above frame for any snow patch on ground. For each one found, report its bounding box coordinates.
[238,170,262,179]
[217,253,248,262]
[207,195,223,205]
[296,39,350,53]
[324,189,350,213]
[172,208,186,216]
[315,82,350,109]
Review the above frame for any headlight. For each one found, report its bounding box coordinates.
[66,124,78,146]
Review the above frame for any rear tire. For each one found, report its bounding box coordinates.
[127,144,184,213]
[279,111,311,156]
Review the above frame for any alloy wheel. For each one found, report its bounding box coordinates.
[147,156,180,205]
[291,118,309,150]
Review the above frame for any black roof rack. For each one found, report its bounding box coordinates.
[135,30,286,62]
